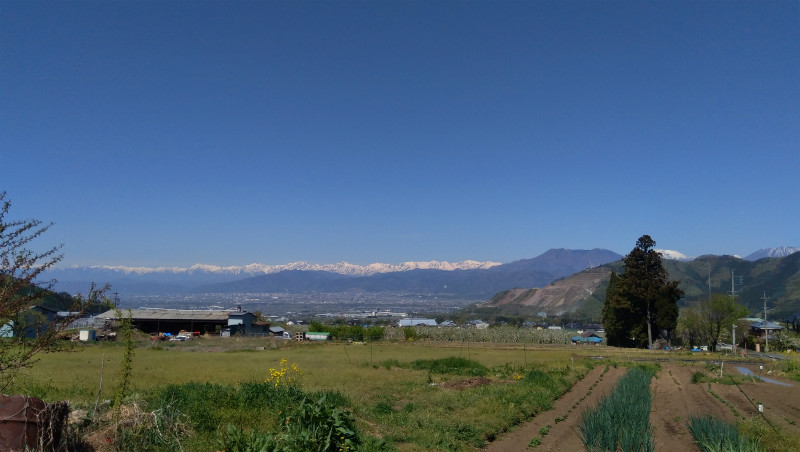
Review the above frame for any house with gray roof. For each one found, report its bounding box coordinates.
[397,318,438,327]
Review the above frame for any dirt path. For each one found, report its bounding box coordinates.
[482,364,626,452]
[649,365,716,452]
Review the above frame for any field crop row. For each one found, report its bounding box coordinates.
[579,366,656,452]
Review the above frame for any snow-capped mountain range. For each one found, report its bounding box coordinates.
[57,259,502,278]
[52,246,799,278]
[656,247,800,262]
[744,246,800,261]
[42,247,799,297]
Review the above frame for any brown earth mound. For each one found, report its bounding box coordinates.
[442,377,494,390]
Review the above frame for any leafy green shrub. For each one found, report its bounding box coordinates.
[279,393,360,452]
[237,381,305,409]
[154,382,238,433]
[140,383,364,452]
[491,362,526,379]
[365,326,385,341]
[217,424,276,452]
[525,369,554,386]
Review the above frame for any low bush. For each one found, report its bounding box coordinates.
[111,379,367,451]
[409,357,489,376]
[692,371,707,384]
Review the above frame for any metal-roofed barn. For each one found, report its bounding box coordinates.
[95,309,231,335]
[397,318,438,327]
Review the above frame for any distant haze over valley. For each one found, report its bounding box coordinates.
[56,259,503,278]
[45,248,622,297]
[49,246,799,280]
[40,246,800,320]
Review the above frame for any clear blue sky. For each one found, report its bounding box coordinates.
[2,1,798,267]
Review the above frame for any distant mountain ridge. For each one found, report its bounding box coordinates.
[482,251,800,320]
[44,247,799,306]
[54,259,501,278]
[744,246,800,261]
[199,248,624,299]
[45,249,621,298]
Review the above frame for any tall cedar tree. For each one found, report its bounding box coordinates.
[603,235,683,348]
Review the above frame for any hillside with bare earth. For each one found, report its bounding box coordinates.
[485,267,611,310]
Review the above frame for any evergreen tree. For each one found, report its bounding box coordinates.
[603,235,683,348]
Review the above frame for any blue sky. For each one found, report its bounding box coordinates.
[2,1,798,267]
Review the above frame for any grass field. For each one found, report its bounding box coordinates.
[11,337,603,451]
[9,336,793,452]
[15,337,591,401]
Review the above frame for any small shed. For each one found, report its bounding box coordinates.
[269,326,288,338]
[79,329,97,341]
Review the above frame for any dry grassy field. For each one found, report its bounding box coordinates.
[11,336,800,452]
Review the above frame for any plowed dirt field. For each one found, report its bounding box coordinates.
[482,361,799,452]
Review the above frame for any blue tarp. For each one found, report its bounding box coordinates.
[571,336,602,343]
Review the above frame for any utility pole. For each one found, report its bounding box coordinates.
[761,292,769,352]
[730,270,743,298]
[700,263,712,296]
[732,324,736,355]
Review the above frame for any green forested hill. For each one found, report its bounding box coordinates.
[479,253,800,321]
[663,253,800,318]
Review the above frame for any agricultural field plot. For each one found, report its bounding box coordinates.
[483,364,627,452]
[10,339,596,451]
[480,361,800,452]
[9,338,800,452]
